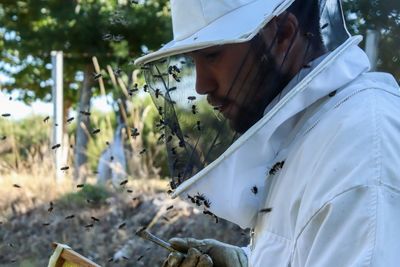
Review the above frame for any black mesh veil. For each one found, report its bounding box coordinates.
[141,0,350,191]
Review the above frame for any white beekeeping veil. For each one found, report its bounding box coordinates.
[134,0,353,228]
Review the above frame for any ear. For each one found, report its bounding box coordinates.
[260,12,299,60]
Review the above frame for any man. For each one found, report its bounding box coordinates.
[135,0,400,266]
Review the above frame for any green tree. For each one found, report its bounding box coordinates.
[0,0,172,180]
[344,0,400,81]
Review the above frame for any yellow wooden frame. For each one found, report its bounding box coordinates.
[50,243,101,267]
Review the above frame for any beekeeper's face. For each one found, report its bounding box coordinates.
[189,14,301,133]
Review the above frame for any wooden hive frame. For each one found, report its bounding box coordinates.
[49,242,102,267]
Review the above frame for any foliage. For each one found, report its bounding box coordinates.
[57,184,111,208]
[0,115,51,171]
[344,0,400,81]
[0,0,172,104]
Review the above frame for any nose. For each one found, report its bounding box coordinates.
[194,61,217,95]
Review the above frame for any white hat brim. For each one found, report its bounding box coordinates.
[134,0,294,65]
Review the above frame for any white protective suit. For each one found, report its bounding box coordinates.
[246,38,400,266]
[174,35,400,266]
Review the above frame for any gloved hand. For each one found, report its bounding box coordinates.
[162,237,248,267]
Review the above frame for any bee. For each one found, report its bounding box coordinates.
[158,133,165,143]
[155,88,162,98]
[92,129,101,135]
[114,68,122,77]
[170,147,177,155]
[113,34,124,42]
[187,96,196,101]
[2,113,11,117]
[196,121,201,131]
[76,184,84,188]
[191,104,197,114]
[137,255,144,261]
[131,128,140,138]
[43,222,51,226]
[204,199,211,208]
[194,192,206,201]
[251,186,258,195]
[93,72,102,80]
[169,180,177,190]
[167,86,177,92]
[156,119,165,128]
[303,64,311,69]
[13,184,21,188]
[139,148,147,155]
[268,161,285,176]
[187,194,196,204]
[85,224,94,228]
[51,144,61,150]
[43,116,50,123]
[172,73,181,82]
[60,166,70,171]
[143,84,149,92]
[106,141,110,146]
[118,222,126,229]
[110,156,114,161]
[70,144,73,149]
[0,136,6,141]
[203,210,213,216]
[127,189,133,193]
[129,83,139,95]
[80,111,91,116]
[178,139,185,148]
[259,207,273,213]
[67,117,74,123]
[65,214,75,220]
[120,179,128,186]
[48,202,54,213]
[173,66,181,73]
[167,65,175,75]
[214,215,219,224]
[166,205,174,211]
[108,257,114,262]
[329,90,337,97]
[158,106,163,115]
[166,135,173,143]
[91,216,100,222]
[321,23,329,30]
[102,33,113,40]
[131,0,139,4]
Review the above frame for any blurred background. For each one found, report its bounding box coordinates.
[0,0,398,266]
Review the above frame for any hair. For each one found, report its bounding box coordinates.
[287,0,325,52]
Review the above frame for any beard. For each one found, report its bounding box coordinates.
[229,42,293,134]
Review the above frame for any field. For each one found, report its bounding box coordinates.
[0,171,249,267]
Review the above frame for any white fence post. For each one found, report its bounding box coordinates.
[365,29,380,71]
[51,51,64,182]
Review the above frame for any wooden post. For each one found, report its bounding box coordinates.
[51,51,64,182]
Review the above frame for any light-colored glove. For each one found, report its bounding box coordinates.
[162,238,248,267]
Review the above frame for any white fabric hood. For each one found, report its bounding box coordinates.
[171,36,370,229]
